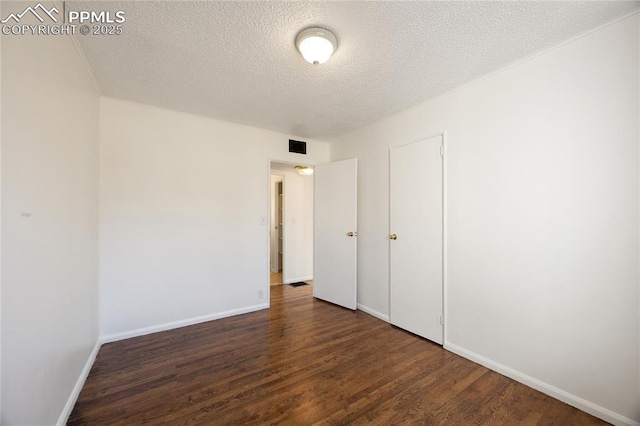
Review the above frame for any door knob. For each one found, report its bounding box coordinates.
[390,233,397,240]
[347,231,357,237]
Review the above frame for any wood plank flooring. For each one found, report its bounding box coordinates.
[69,284,606,425]
[270,271,283,286]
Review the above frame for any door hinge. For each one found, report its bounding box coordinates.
[437,315,444,325]
[440,146,444,157]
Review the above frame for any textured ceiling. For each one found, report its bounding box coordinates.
[72,1,640,139]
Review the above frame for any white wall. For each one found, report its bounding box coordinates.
[1,14,4,420]
[0,11,4,420]
[1,3,101,424]
[100,98,329,340]
[271,163,314,284]
[331,14,639,425]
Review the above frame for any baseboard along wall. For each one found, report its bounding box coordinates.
[357,303,390,323]
[444,342,639,426]
[56,340,102,426]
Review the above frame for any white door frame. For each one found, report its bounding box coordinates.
[266,158,313,307]
[388,130,448,344]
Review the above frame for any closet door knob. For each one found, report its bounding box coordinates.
[390,233,398,240]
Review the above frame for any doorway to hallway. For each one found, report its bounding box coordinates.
[268,162,315,296]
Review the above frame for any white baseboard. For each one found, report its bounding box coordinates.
[283,275,313,284]
[56,339,102,426]
[444,342,639,426]
[101,303,269,344]
[357,303,390,322]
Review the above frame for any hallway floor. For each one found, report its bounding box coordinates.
[270,271,282,286]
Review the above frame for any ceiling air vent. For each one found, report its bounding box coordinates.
[289,139,307,155]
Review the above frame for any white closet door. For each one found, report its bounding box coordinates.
[390,136,443,344]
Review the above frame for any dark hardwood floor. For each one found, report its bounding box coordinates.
[69,284,606,425]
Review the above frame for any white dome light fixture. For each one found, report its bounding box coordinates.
[296,27,337,65]
[295,166,314,176]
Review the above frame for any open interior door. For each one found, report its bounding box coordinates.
[313,158,358,310]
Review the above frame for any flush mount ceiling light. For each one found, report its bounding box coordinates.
[295,166,314,176]
[295,27,337,65]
